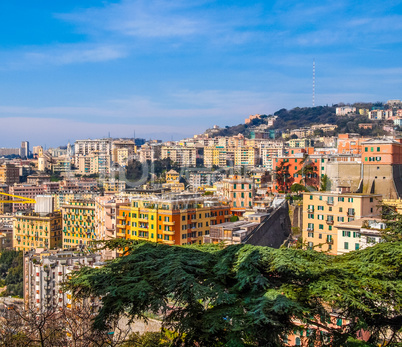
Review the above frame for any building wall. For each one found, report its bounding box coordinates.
[302,192,381,255]
[13,212,62,252]
[116,197,230,245]
[62,200,96,248]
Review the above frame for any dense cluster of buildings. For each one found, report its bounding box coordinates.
[1,104,402,345]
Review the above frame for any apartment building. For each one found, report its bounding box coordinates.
[74,138,112,158]
[23,248,102,311]
[94,195,130,260]
[116,194,230,245]
[302,188,381,254]
[9,184,44,212]
[218,176,255,215]
[0,163,20,185]
[62,200,96,248]
[335,218,385,255]
[139,143,162,162]
[76,151,111,176]
[189,171,225,189]
[13,203,62,252]
[161,146,197,167]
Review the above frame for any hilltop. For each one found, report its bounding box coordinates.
[211,103,388,138]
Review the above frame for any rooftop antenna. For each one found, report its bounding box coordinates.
[312,58,315,107]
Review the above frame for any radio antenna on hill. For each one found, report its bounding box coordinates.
[312,59,315,107]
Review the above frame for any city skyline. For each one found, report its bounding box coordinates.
[1,0,402,146]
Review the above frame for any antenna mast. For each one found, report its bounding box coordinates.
[312,59,315,107]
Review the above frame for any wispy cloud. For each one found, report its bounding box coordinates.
[56,0,205,39]
[0,43,127,70]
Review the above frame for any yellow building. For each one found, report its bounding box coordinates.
[116,194,230,245]
[302,188,381,254]
[166,169,180,182]
[13,211,62,251]
[62,200,96,248]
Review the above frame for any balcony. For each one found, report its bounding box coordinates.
[162,239,174,245]
[116,223,126,229]
[306,227,314,232]
[117,215,125,220]
[163,230,175,236]
[138,217,149,222]
[326,220,334,225]
[116,232,126,238]
[347,211,355,217]
[326,200,334,206]
[307,208,314,213]
[327,239,334,245]
[163,221,175,226]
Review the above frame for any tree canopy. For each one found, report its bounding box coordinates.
[65,239,402,346]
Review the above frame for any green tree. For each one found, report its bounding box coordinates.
[274,161,293,193]
[320,174,331,191]
[65,239,402,346]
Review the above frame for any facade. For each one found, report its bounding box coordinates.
[0,163,20,185]
[9,184,44,212]
[335,218,385,255]
[13,210,63,252]
[62,200,96,248]
[189,171,225,189]
[161,146,197,167]
[336,106,356,116]
[94,195,130,259]
[218,176,255,215]
[116,194,230,245]
[302,188,381,255]
[23,248,102,311]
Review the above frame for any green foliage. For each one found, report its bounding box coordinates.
[290,183,308,193]
[65,240,402,346]
[230,215,239,222]
[0,250,23,297]
[320,174,331,192]
[123,331,175,346]
[273,106,336,130]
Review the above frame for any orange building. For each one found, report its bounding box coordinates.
[361,138,402,164]
[272,154,319,192]
[116,194,230,245]
[337,134,368,155]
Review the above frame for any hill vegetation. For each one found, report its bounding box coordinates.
[211,103,390,139]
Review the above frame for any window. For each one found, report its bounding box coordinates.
[348,198,353,203]
[344,242,349,250]
[365,147,368,152]
[355,243,360,250]
[327,235,332,243]
[319,224,324,230]
[308,213,314,219]
[377,147,380,152]
[370,197,373,202]
[337,216,344,222]
[319,233,322,239]
[308,232,314,238]
[310,195,313,200]
[318,214,324,220]
[317,206,324,210]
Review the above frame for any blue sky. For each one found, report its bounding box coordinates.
[1,0,402,147]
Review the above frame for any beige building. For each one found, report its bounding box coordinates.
[302,187,381,254]
[94,195,130,259]
[217,175,255,216]
[161,146,197,167]
[335,218,385,255]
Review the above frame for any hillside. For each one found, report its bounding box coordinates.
[211,104,389,138]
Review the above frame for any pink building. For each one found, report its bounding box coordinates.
[9,184,44,212]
